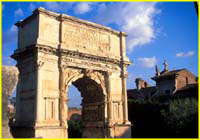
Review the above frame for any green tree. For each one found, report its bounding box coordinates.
[68,120,82,138]
[161,98,198,137]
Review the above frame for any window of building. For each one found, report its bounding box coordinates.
[144,82,147,87]
[186,77,189,84]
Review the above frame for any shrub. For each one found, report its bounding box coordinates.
[161,98,198,137]
[128,97,198,138]
[68,120,82,138]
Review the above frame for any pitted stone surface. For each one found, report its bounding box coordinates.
[2,66,18,138]
[11,7,131,138]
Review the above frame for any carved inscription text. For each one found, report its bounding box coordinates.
[63,23,110,51]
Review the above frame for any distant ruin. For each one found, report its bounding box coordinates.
[2,66,18,138]
[128,61,198,99]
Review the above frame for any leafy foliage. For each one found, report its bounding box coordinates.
[160,98,198,136]
[128,97,198,138]
[68,120,82,138]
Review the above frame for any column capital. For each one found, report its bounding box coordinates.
[59,14,65,21]
[60,64,68,70]
[82,69,93,77]
[120,73,128,78]
[107,71,113,76]
[119,31,127,37]
[124,73,128,78]
[36,61,44,69]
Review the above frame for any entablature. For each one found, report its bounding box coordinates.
[11,44,130,71]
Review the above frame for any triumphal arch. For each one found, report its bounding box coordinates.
[11,7,131,138]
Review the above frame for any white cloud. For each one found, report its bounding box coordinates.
[3,25,17,47]
[95,2,160,52]
[14,8,24,17]
[74,2,92,14]
[138,56,157,68]
[176,51,195,57]
[2,25,18,66]
[29,3,35,11]
[45,2,62,12]
[44,2,95,14]
[2,56,16,66]
[45,2,74,13]
[10,25,17,32]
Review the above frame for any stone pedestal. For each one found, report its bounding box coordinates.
[82,127,106,138]
[107,122,132,138]
[10,124,67,138]
[112,124,132,138]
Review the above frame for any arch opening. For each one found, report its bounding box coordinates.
[67,76,106,138]
[67,85,82,138]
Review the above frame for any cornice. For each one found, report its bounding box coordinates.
[11,44,131,67]
[15,7,127,37]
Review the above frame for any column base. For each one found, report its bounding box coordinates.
[82,127,107,138]
[108,123,132,138]
[9,121,131,138]
[81,121,131,138]
[10,125,67,138]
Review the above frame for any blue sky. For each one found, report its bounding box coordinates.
[2,2,198,107]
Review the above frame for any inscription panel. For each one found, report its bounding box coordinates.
[63,22,110,51]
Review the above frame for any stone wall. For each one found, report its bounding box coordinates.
[158,79,176,94]
[2,65,19,138]
[68,108,81,121]
[176,70,197,90]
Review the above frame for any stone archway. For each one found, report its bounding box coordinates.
[10,7,132,138]
[64,71,106,138]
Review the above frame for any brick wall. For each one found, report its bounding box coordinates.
[68,108,82,121]
[176,70,197,90]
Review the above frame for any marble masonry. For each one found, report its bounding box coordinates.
[11,7,131,138]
